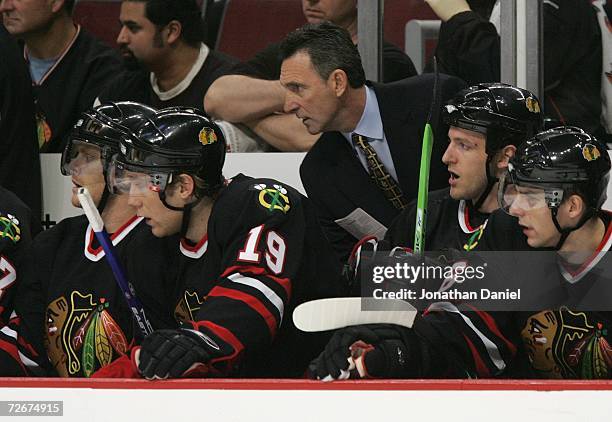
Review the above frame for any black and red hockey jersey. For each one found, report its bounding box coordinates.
[173,174,345,377]
[412,210,612,379]
[385,188,489,252]
[1,215,176,377]
[0,186,38,376]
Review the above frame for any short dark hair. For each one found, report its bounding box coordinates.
[126,0,204,47]
[279,22,366,88]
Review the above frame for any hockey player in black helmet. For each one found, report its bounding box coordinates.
[309,126,612,381]
[498,126,611,251]
[383,83,543,254]
[61,101,157,212]
[105,106,344,379]
[0,102,180,377]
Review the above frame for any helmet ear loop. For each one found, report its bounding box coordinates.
[550,200,594,250]
[96,148,115,214]
[158,175,203,240]
[473,153,497,211]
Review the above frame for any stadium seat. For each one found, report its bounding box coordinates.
[215,0,306,61]
[384,0,437,49]
[73,0,122,49]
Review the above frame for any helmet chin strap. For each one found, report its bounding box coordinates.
[472,156,497,211]
[550,207,594,250]
[96,188,110,213]
[159,190,201,240]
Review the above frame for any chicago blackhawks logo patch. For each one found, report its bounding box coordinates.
[582,144,601,162]
[0,213,21,243]
[253,183,290,213]
[175,290,205,323]
[198,127,218,145]
[525,96,540,113]
[45,292,128,377]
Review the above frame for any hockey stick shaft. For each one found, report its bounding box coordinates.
[77,188,154,338]
[413,57,440,254]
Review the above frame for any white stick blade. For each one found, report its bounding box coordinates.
[292,297,417,332]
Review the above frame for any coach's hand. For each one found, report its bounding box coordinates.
[137,329,222,380]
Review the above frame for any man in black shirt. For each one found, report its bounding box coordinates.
[0,25,41,217]
[0,0,122,153]
[97,0,237,111]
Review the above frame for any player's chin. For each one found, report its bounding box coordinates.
[70,194,82,209]
[448,185,464,200]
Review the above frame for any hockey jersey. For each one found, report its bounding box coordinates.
[172,175,345,377]
[0,187,38,376]
[385,188,489,252]
[1,215,177,377]
[414,210,612,379]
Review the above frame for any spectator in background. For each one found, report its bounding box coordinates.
[0,0,123,153]
[204,0,418,151]
[0,25,41,217]
[425,0,606,141]
[282,23,464,263]
[97,0,237,112]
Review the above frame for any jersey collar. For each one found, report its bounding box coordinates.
[458,199,488,233]
[559,212,612,283]
[83,215,143,262]
[24,24,81,86]
[180,234,208,259]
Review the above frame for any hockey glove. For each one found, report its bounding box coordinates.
[137,328,225,380]
[308,324,424,381]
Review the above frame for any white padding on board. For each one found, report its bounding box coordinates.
[41,153,307,224]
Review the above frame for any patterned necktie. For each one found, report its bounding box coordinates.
[352,133,407,210]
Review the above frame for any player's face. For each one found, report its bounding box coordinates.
[116,1,165,69]
[126,177,183,238]
[0,0,55,37]
[65,143,106,208]
[281,52,342,135]
[506,185,561,248]
[442,126,488,201]
[302,0,357,28]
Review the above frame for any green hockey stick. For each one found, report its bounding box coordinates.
[413,57,440,254]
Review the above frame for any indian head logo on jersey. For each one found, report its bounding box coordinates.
[45,291,128,377]
[521,307,612,379]
[198,126,218,146]
[175,290,206,323]
[252,183,290,213]
[582,144,601,162]
[0,213,21,244]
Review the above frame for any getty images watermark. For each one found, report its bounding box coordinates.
[370,259,520,302]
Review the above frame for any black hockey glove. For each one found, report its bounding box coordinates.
[308,324,425,381]
[137,328,225,380]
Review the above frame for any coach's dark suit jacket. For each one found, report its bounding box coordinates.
[300,73,466,263]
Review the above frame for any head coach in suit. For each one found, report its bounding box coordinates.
[279,22,466,262]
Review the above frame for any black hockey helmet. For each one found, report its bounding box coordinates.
[499,126,610,248]
[443,83,544,210]
[113,106,226,198]
[501,126,610,210]
[443,82,543,154]
[61,101,157,177]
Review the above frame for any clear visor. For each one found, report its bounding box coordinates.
[498,170,563,214]
[107,155,170,196]
[61,139,104,177]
